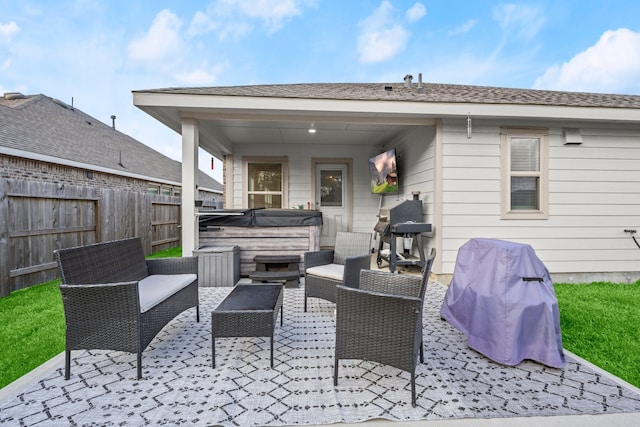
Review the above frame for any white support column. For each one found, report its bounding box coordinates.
[181,118,199,256]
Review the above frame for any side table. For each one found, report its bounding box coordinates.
[250,255,301,287]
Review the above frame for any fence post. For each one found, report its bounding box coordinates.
[0,178,9,297]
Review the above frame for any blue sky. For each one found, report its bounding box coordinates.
[2,0,640,183]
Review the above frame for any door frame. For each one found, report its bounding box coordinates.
[311,158,353,241]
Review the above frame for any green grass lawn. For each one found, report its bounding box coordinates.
[2,259,640,390]
[0,246,182,389]
[146,246,182,258]
[554,281,640,387]
[0,280,65,389]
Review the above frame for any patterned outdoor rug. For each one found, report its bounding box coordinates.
[2,282,640,426]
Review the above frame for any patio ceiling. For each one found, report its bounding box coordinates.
[133,92,436,158]
[191,116,420,158]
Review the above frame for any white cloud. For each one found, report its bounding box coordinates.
[492,3,544,41]
[127,9,184,63]
[534,28,640,94]
[357,1,411,64]
[175,62,228,86]
[188,0,304,39]
[188,11,219,37]
[231,0,302,33]
[406,3,426,23]
[218,21,253,41]
[0,21,20,44]
[448,19,478,36]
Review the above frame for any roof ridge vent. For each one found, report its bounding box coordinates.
[4,92,26,100]
[52,98,71,109]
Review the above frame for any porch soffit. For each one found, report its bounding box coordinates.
[133,91,640,157]
[135,91,640,125]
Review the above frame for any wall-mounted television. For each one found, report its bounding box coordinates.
[369,148,398,194]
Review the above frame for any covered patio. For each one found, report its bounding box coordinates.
[2,279,640,426]
[132,85,434,258]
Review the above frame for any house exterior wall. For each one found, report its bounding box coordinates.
[438,118,640,284]
[230,141,381,232]
[225,117,639,284]
[1,154,149,192]
[227,126,437,267]
[229,126,437,236]
[373,126,436,254]
[381,125,436,220]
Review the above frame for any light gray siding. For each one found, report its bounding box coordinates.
[439,119,640,282]
[226,117,639,283]
[229,125,436,238]
[230,141,380,232]
[379,125,436,221]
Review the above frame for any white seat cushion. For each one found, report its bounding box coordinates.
[306,264,344,282]
[138,274,197,312]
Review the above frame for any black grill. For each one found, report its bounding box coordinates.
[374,200,432,272]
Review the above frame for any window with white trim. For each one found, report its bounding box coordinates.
[244,157,288,209]
[500,128,548,219]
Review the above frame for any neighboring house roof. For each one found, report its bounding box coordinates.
[136,82,640,110]
[0,93,222,193]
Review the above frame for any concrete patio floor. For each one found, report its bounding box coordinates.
[1,275,640,426]
[2,350,640,427]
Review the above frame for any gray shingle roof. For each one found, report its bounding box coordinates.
[135,82,640,109]
[0,94,222,192]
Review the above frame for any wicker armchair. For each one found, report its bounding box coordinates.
[334,248,436,407]
[303,231,372,311]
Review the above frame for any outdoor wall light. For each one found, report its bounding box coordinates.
[308,122,316,134]
[467,114,472,139]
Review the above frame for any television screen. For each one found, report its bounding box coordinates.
[369,148,398,194]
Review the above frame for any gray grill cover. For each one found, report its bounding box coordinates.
[440,238,565,368]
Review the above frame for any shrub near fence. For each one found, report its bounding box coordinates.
[0,179,181,296]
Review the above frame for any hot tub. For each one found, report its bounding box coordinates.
[198,209,322,276]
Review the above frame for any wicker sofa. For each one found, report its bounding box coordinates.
[54,237,199,380]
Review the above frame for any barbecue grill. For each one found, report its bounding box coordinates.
[374,199,432,272]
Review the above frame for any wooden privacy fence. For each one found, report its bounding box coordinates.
[0,179,181,296]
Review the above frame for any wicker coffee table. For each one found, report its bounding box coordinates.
[211,284,284,368]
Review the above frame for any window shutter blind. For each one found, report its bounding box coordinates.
[511,138,540,172]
